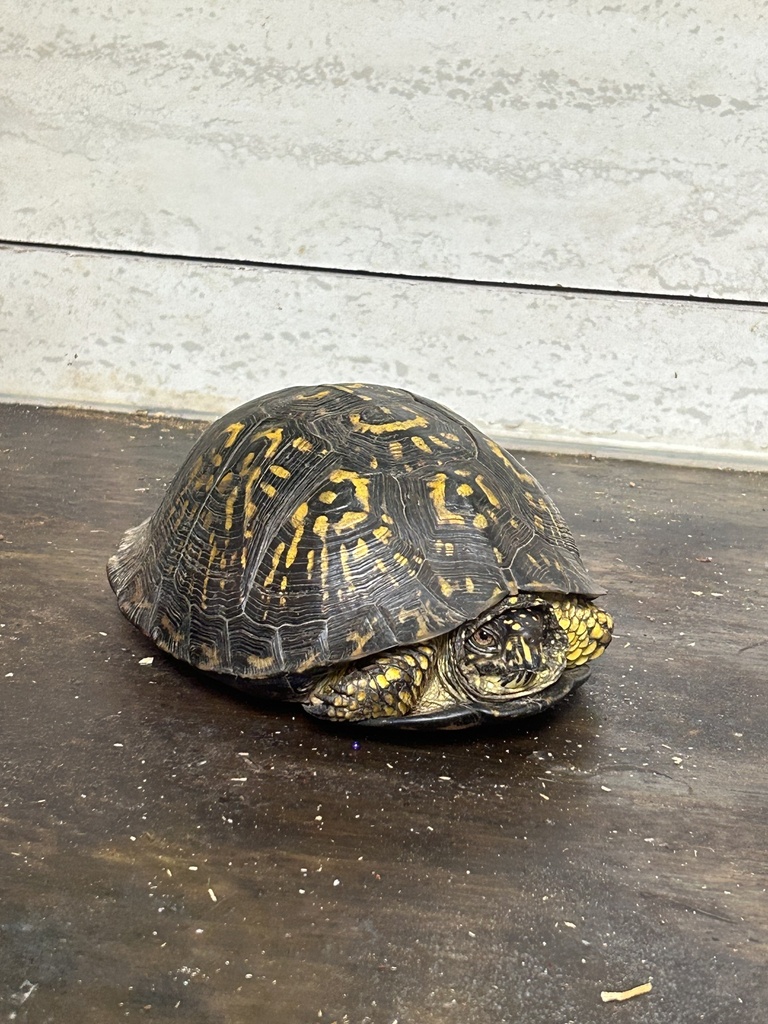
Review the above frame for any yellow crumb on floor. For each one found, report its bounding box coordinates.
[600,981,652,1003]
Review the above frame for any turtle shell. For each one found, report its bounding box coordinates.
[108,383,603,680]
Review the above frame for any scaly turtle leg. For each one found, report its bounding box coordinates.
[304,644,437,722]
[550,596,613,667]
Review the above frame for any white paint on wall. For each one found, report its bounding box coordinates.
[2,245,766,468]
[2,2,768,299]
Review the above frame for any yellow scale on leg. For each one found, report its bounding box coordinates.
[309,645,436,721]
[551,597,614,667]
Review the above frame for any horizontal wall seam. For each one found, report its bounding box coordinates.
[3,237,768,311]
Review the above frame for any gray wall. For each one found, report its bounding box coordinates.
[1,2,767,466]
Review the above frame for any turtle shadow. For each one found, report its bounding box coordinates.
[183,662,599,751]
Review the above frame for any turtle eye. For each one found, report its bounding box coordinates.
[470,625,498,650]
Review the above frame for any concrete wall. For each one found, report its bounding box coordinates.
[1,2,767,466]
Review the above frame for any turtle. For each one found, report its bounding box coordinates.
[107,383,613,729]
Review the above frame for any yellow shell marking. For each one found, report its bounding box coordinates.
[270,465,291,479]
[397,605,430,636]
[313,474,372,535]
[333,511,370,534]
[456,483,473,497]
[284,502,309,568]
[263,542,286,589]
[373,525,392,543]
[350,412,428,434]
[339,542,354,586]
[389,440,404,459]
[475,475,501,507]
[429,435,451,449]
[312,515,330,539]
[354,537,369,560]
[261,427,284,458]
[216,470,235,495]
[159,613,183,646]
[347,625,376,657]
[195,642,221,671]
[427,474,464,526]
[223,421,246,448]
[171,497,190,531]
[329,468,371,509]
[189,454,205,486]
[312,515,332,591]
[224,484,239,531]
[319,544,330,592]
[411,435,432,454]
[484,437,516,470]
[243,464,263,522]
[296,389,330,401]
[292,436,313,452]
[247,653,275,673]
[201,537,219,609]
[260,481,278,499]
[473,513,488,529]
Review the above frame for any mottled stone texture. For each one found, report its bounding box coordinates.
[1,2,768,298]
[1,246,766,466]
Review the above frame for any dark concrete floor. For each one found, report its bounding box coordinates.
[1,403,766,1024]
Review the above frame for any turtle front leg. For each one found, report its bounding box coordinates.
[304,644,436,722]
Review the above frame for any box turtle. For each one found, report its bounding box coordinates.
[108,383,612,729]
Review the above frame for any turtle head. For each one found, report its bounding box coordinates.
[385,593,612,727]
[451,595,570,701]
